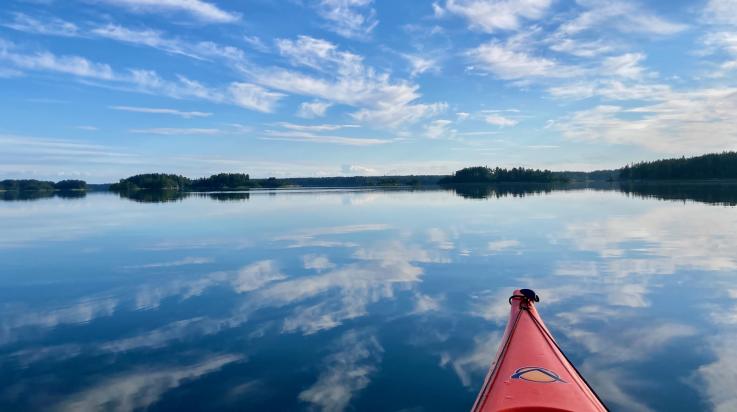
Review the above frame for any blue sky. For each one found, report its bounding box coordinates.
[1,0,736,182]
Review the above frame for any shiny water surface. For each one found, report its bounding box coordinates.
[2,184,737,412]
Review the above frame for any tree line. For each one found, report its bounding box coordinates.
[619,152,737,180]
[110,173,261,192]
[0,179,87,191]
[109,173,437,192]
[438,166,566,184]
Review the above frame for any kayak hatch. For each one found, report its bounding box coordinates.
[471,289,608,412]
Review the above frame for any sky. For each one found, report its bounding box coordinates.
[1,0,736,182]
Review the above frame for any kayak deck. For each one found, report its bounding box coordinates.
[472,289,607,412]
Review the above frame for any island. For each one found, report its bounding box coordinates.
[438,166,566,184]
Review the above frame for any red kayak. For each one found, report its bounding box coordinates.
[472,289,608,412]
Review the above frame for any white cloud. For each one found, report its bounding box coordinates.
[548,37,613,57]
[601,53,647,79]
[440,0,552,32]
[548,79,672,101]
[403,54,438,77]
[7,17,246,64]
[278,123,359,132]
[413,293,442,313]
[0,40,282,113]
[704,0,737,26]
[261,130,391,146]
[2,12,79,36]
[557,0,687,37]
[562,202,737,273]
[303,254,335,272]
[341,164,378,175]
[91,24,246,63]
[276,36,362,73]
[299,330,383,412]
[484,114,518,127]
[488,239,520,252]
[232,260,286,293]
[130,128,222,136]
[94,0,240,23]
[243,35,269,52]
[467,41,579,80]
[0,41,114,80]
[555,88,737,153]
[314,0,378,40]
[228,82,284,113]
[703,31,737,77]
[297,100,332,118]
[425,119,453,139]
[427,227,454,250]
[126,257,214,269]
[351,101,447,128]
[694,335,737,412]
[57,355,242,412]
[441,331,502,386]
[250,36,446,127]
[110,105,212,118]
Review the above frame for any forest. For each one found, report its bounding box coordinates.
[438,166,565,184]
[619,152,737,180]
[0,179,87,192]
[110,173,261,192]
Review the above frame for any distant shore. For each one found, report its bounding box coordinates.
[4,151,737,192]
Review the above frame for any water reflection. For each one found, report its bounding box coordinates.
[1,185,737,411]
[1,190,86,201]
[444,181,737,206]
[445,183,561,199]
[618,181,737,206]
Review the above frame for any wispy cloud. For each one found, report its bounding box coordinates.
[314,0,378,40]
[439,0,552,32]
[261,130,391,146]
[278,123,359,132]
[467,40,581,80]
[0,40,283,112]
[93,0,241,23]
[297,100,332,118]
[130,128,222,136]
[1,39,114,79]
[110,105,212,118]
[125,256,214,269]
[554,88,737,154]
[425,119,454,139]
[2,12,79,36]
[484,113,518,127]
[91,23,246,62]
[56,355,242,412]
[248,35,446,127]
[299,330,383,411]
[75,125,99,131]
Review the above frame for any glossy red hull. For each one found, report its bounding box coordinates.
[472,289,607,412]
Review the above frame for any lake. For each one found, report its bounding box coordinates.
[1,184,736,411]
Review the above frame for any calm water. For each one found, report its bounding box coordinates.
[2,184,737,411]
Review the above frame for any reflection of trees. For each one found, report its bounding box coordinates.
[617,181,737,206]
[196,192,250,202]
[1,190,86,201]
[115,190,251,203]
[446,181,737,205]
[115,190,189,203]
[446,183,561,199]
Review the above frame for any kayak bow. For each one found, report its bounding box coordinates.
[472,289,608,412]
